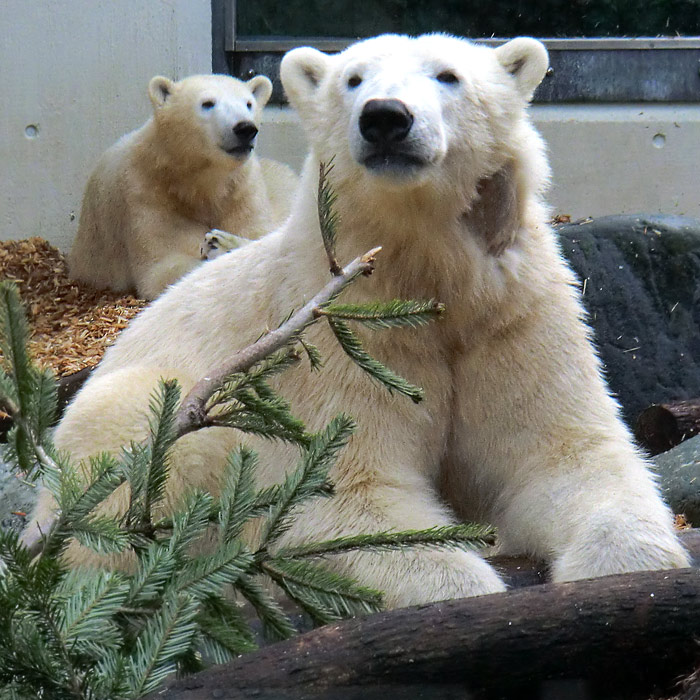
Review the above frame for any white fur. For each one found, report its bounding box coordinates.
[30,35,689,607]
[68,73,298,300]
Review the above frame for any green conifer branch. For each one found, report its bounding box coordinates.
[0,282,33,402]
[196,595,258,660]
[167,491,215,560]
[262,557,383,625]
[299,336,324,371]
[217,447,258,543]
[173,541,253,599]
[320,299,445,330]
[235,575,297,642]
[125,591,199,697]
[56,568,127,657]
[259,414,355,546]
[318,158,341,275]
[126,542,177,607]
[142,380,181,525]
[327,317,425,403]
[277,523,498,559]
[206,346,301,411]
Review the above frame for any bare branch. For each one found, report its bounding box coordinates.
[173,248,382,439]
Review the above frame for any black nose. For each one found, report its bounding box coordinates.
[359,99,414,144]
[233,121,258,145]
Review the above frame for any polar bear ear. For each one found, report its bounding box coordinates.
[495,38,549,101]
[247,75,273,108]
[280,47,331,115]
[148,76,175,109]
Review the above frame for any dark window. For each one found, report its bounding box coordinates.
[212,0,700,103]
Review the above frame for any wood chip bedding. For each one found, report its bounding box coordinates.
[0,238,145,377]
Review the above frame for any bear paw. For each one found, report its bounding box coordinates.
[200,229,251,261]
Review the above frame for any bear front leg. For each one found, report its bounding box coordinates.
[505,442,691,582]
[449,318,690,582]
[128,209,210,299]
[280,480,506,608]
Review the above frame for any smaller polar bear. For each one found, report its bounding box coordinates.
[68,74,298,300]
[31,34,689,608]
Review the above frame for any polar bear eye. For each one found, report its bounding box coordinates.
[436,71,459,85]
[347,75,362,89]
[246,101,253,110]
[201,100,216,110]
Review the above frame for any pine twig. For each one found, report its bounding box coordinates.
[318,159,341,275]
[173,247,381,439]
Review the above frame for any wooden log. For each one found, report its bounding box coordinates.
[151,565,700,700]
[635,399,700,455]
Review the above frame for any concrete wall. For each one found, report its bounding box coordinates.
[256,103,700,222]
[0,0,212,252]
[2,4,699,255]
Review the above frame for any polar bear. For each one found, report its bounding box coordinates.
[68,73,298,300]
[28,34,689,607]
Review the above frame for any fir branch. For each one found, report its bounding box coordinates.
[278,523,497,559]
[320,299,445,330]
[196,596,258,661]
[142,380,181,526]
[229,385,309,446]
[218,447,258,543]
[125,591,199,697]
[235,575,297,642]
[3,403,63,484]
[0,282,33,401]
[208,410,310,445]
[56,569,127,658]
[318,158,341,275]
[125,542,176,607]
[38,454,126,560]
[173,541,253,599]
[206,347,301,411]
[89,651,129,699]
[299,336,324,371]
[327,318,425,403]
[28,367,59,445]
[263,557,382,625]
[259,414,355,546]
[70,515,130,556]
[61,453,124,522]
[173,247,381,439]
[167,490,215,560]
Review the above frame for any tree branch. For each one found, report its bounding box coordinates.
[172,247,381,439]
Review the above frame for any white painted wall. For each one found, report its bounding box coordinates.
[257,104,700,222]
[0,0,212,252]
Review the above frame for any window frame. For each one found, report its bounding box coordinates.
[212,0,700,104]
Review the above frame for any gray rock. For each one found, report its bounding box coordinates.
[558,214,700,428]
[653,434,700,526]
[0,443,38,532]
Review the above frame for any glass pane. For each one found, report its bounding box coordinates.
[238,0,700,38]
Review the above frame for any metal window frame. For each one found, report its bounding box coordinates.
[213,0,700,103]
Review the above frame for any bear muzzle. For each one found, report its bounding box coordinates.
[357,98,429,175]
[221,120,258,157]
[359,99,414,144]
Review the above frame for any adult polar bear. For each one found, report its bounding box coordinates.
[30,34,688,607]
[69,74,297,300]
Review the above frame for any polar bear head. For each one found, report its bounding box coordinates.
[147,73,273,164]
[281,35,549,219]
